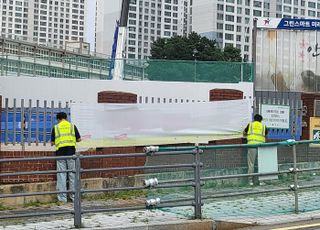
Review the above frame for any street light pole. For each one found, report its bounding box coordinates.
[193,48,198,82]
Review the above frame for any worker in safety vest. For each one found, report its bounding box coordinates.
[243,114,268,186]
[51,112,81,203]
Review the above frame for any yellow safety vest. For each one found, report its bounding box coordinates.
[54,120,76,151]
[247,121,266,144]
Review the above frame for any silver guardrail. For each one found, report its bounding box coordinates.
[1,140,320,228]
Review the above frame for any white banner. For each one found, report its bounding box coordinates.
[71,100,251,148]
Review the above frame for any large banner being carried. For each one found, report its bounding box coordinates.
[71,100,251,148]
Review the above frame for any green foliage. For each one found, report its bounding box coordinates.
[150,32,241,62]
[0,203,13,211]
[147,32,248,82]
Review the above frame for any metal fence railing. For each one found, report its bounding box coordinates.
[0,54,254,83]
[1,98,70,148]
[1,140,320,228]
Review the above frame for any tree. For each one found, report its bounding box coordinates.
[146,32,244,82]
[149,32,241,62]
[223,45,242,62]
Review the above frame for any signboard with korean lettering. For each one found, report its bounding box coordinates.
[309,117,320,145]
[255,17,320,93]
[261,104,290,129]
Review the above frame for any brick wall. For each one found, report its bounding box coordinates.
[301,93,320,140]
[0,148,145,184]
[0,151,56,184]
[210,89,244,101]
[97,91,137,103]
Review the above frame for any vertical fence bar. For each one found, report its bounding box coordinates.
[20,99,25,151]
[51,101,54,138]
[43,100,47,145]
[193,144,202,219]
[5,54,8,75]
[5,98,8,145]
[35,100,39,146]
[293,144,299,213]
[74,153,82,228]
[13,98,16,145]
[28,99,32,146]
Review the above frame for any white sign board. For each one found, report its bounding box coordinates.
[261,104,290,129]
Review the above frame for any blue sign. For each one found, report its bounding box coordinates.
[278,18,320,30]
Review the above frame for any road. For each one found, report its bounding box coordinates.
[240,219,320,230]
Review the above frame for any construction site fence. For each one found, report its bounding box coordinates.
[0,140,319,228]
[0,54,253,83]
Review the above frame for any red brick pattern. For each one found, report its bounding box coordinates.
[0,149,146,184]
[0,151,56,184]
[97,91,137,103]
[210,89,244,101]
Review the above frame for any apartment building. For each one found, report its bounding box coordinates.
[97,0,190,59]
[191,0,320,61]
[0,0,87,49]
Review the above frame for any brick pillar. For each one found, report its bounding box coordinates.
[97,91,145,177]
[301,93,320,140]
[209,89,244,101]
[98,91,137,103]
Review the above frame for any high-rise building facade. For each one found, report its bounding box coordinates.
[0,0,87,49]
[96,0,190,59]
[191,0,320,61]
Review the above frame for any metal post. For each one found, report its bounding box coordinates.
[35,100,39,146]
[13,98,16,145]
[5,98,8,145]
[252,18,258,110]
[43,100,47,146]
[194,59,197,82]
[28,99,32,146]
[193,144,202,219]
[293,144,299,213]
[21,99,25,151]
[240,62,243,82]
[74,153,82,228]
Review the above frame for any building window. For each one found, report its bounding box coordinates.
[253,10,261,16]
[253,1,261,7]
[226,5,234,12]
[225,33,234,40]
[284,6,291,13]
[308,1,316,8]
[225,24,234,31]
[217,23,223,29]
[225,15,234,21]
[308,10,315,17]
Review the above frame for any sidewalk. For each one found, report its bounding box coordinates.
[0,208,214,230]
[1,186,320,229]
